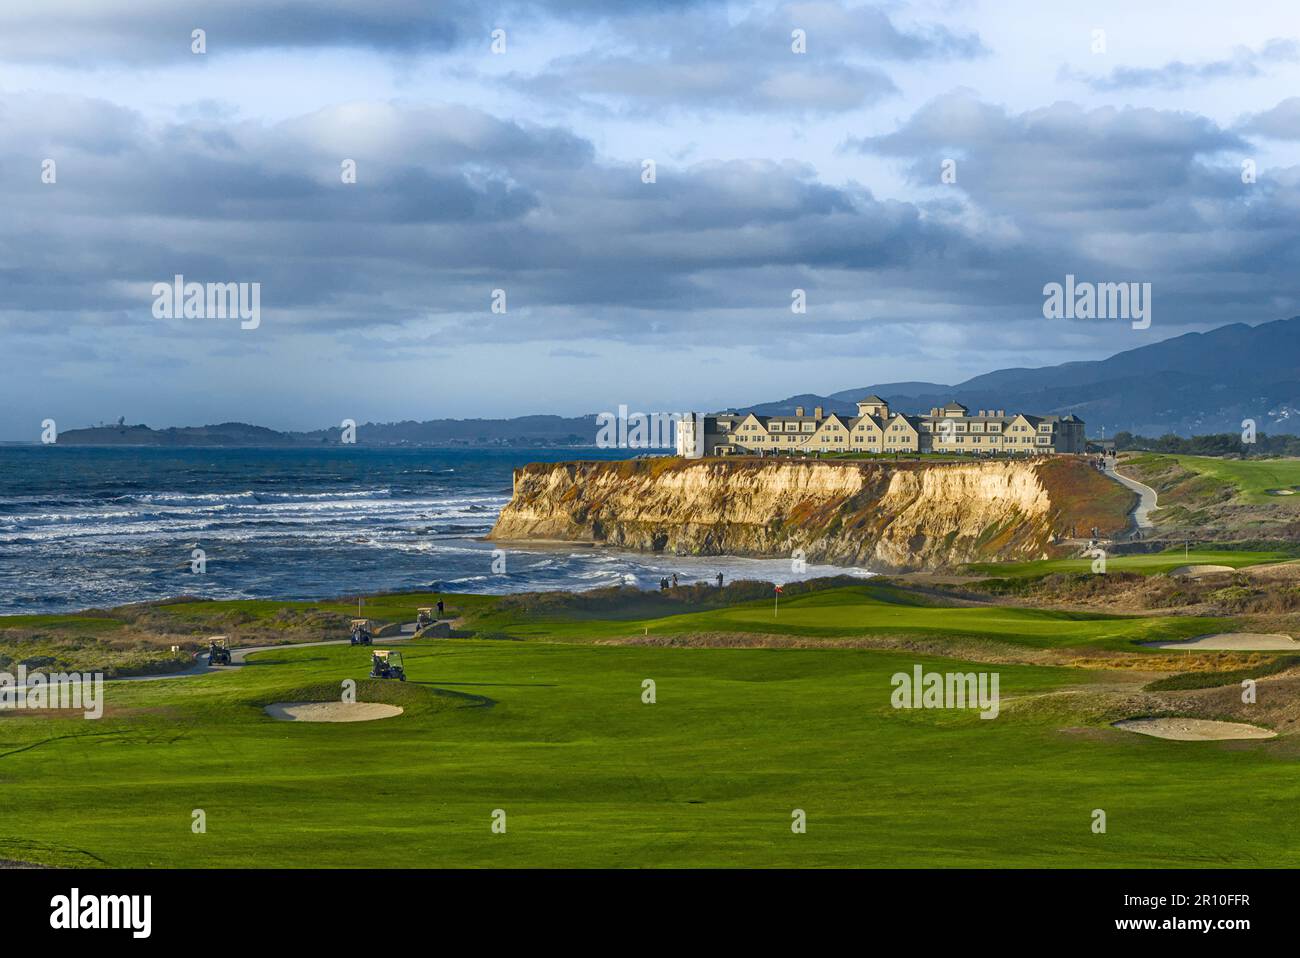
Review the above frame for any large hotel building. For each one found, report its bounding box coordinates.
[679,395,1085,457]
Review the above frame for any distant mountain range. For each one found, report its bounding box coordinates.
[56,417,594,447]
[53,317,1300,445]
[746,317,1300,437]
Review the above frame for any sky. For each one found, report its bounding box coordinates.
[2,0,1299,438]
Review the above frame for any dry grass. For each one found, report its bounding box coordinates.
[1036,455,1136,538]
[597,629,1244,675]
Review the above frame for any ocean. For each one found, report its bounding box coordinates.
[0,446,869,614]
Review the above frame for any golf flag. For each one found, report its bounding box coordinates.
[774,583,782,616]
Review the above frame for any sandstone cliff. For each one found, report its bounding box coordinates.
[489,457,1135,571]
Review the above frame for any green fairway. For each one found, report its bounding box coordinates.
[965,550,1291,580]
[2,635,1297,869]
[462,583,1226,651]
[1134,454,1300,504]
[4,584,1295,869]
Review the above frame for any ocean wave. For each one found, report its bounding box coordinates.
[0,447,869,614]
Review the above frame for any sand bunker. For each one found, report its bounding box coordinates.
[1266,488,1296,496]
[1169,564,1234,577]
[264,701,403,723]
[1113,717,1276,741]
[1143,632,1300,651]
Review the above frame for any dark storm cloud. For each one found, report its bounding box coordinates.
[4,86,1297,361]
[1067,39,1299,91]
[0,0,720,64]
[848,91,1300,323]
[502,2,985,115]
[0,91,989,344]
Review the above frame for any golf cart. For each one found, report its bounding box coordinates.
[370,650,406,681]
[416,607,434,630]
[350,618,373,646]
[207,637,233,666]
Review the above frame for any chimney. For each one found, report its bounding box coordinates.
[997,409,1004,417]
[795,406,804,417]
[930,407,939,416]
[814,406,823,420]
[978,409,986,417]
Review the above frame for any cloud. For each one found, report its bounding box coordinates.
[850,92,1248,227]
[848,91,1299,319]
[511,55,898,116]
[1237,96,1300,140]
[501,1,985,116]
[0,0,721,64]
[1066,39,1299,91]
[8,85,1296,369]
[0,91,992,352]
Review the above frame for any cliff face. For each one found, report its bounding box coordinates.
[489,457,1135,571]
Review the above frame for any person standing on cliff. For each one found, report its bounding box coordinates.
[716,572,724,588]
[672,573,679,588]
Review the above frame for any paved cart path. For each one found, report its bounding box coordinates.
[1104,461,1158,533]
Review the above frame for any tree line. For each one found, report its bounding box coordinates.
[1113,431,1300,456]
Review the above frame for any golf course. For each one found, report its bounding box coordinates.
[1128,454,1300,504]
[4,565,1300,869]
